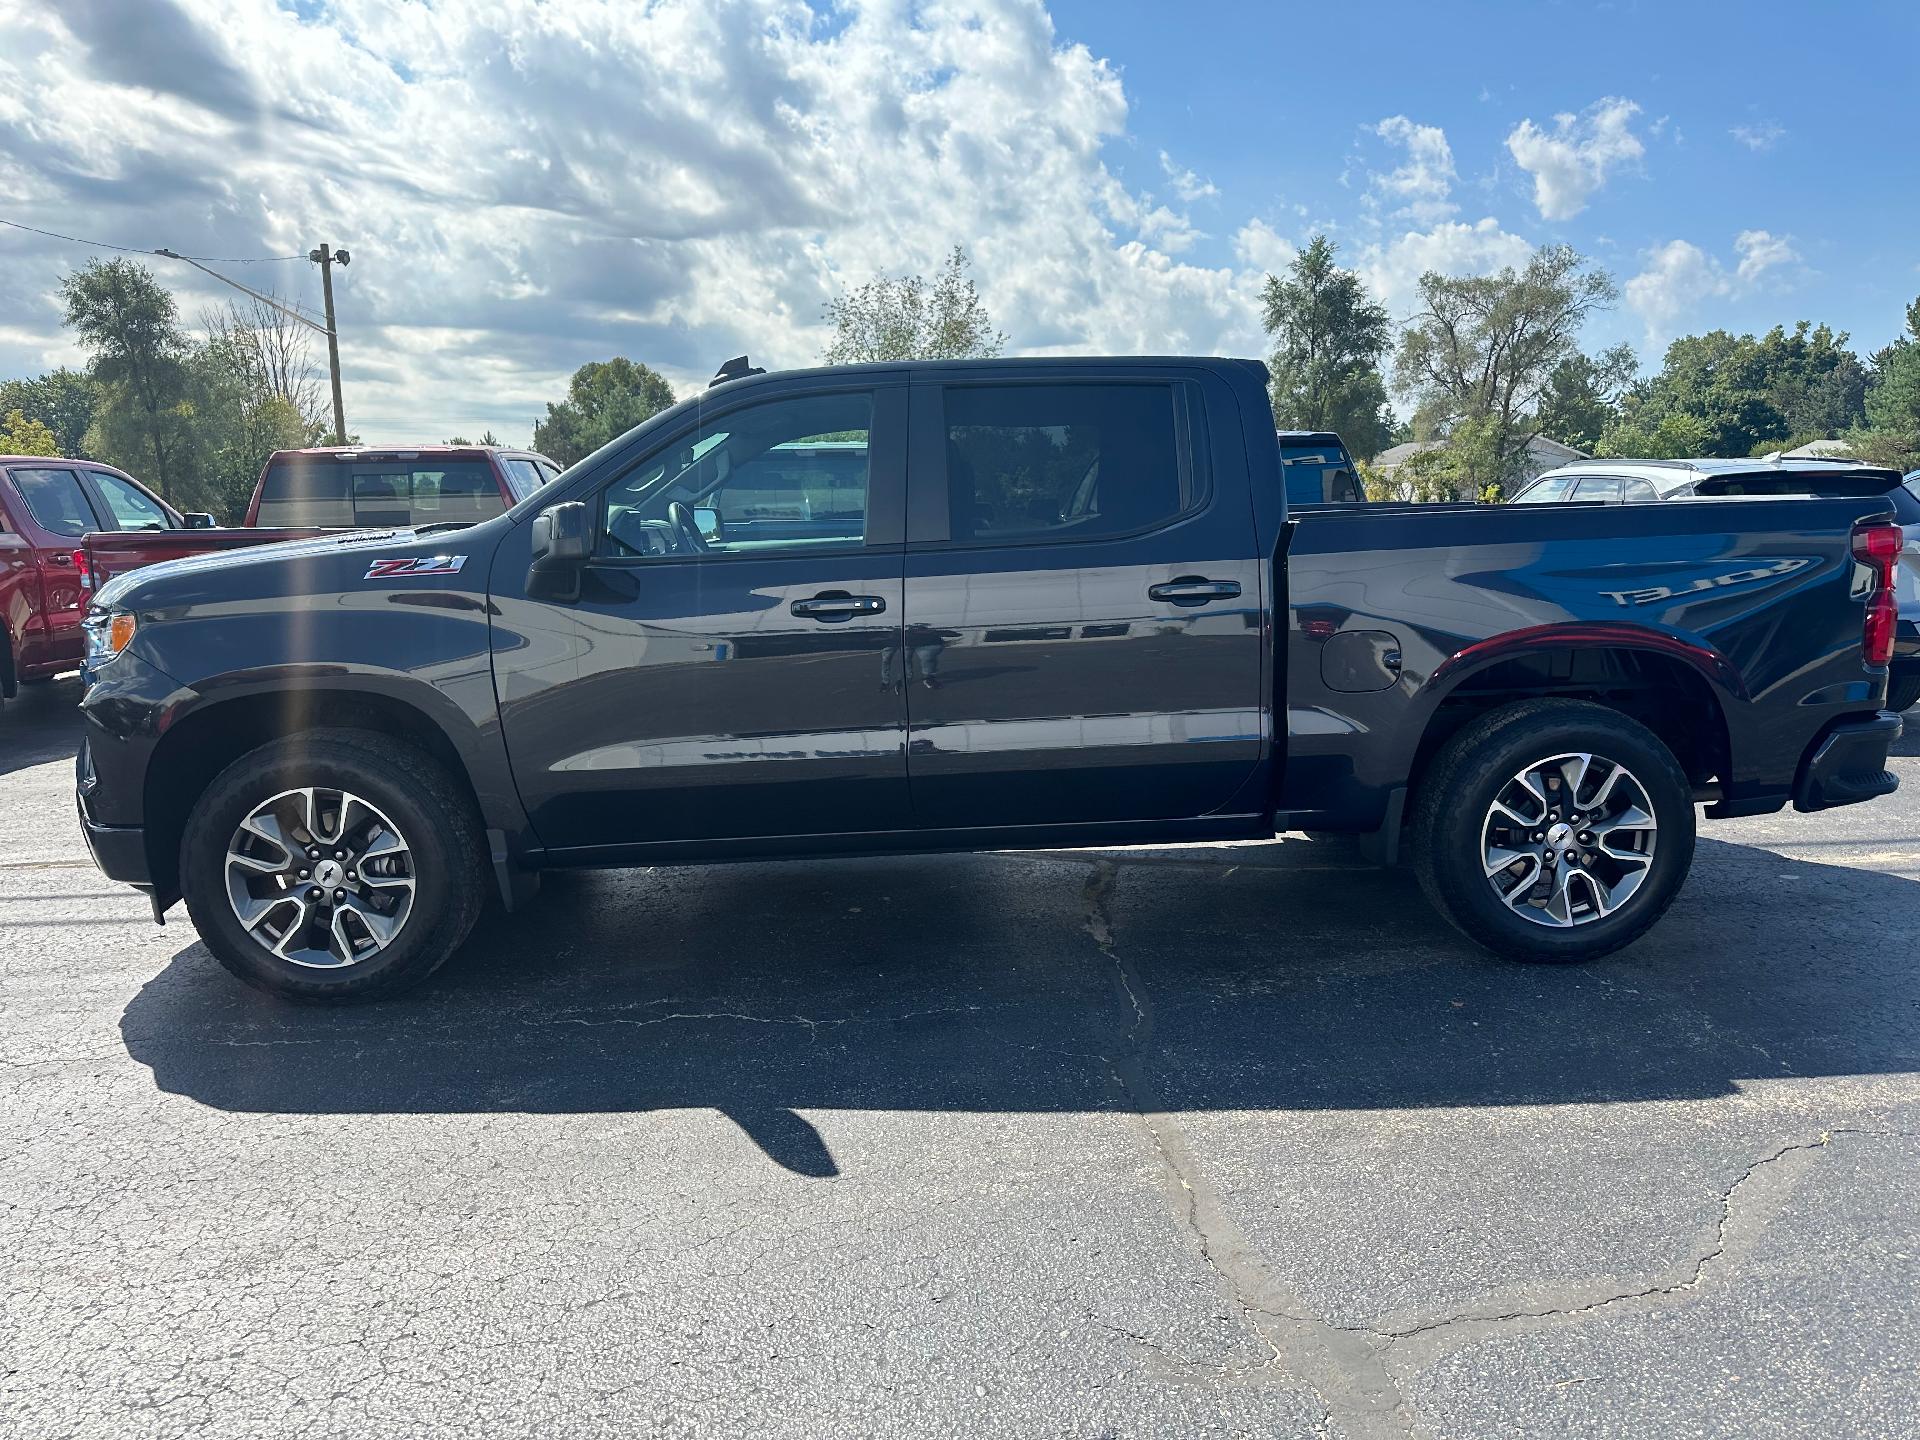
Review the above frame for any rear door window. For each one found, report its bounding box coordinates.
[85,470,172,530]
[1570,475,1626,503]
[940,381,1205,544]
[9,468,101,537]
[502,458,549,502]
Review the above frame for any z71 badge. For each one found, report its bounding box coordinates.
[365,555,468,579]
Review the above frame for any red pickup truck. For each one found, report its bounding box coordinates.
[5,446,561,702]
[76,445,562,590]
[2,455,210,702]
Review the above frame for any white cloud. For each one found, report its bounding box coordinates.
[1624,230,1800,345]
[1158,150,1217,203]
[1232,220,1296,275]
[1505,97,1644,220]
[1734,228,1798,284]
[1368,115,1457,224]
[1357,217,1533,319]
[1730,121,1785,152]
[1624,240,1729,343]
[0,0,1273,443]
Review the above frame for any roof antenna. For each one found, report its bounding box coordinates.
[709,355,766,388]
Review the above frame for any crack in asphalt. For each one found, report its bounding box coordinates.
[1065,856,1885,1440]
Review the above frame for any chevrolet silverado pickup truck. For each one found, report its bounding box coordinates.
[76,444,563,590]
[74,357,1903,1000]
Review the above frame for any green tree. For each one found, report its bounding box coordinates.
[533,358,676,468]
[0,368,99,457]
[823,246,1006,364]
[60,259,197,501]
[1260,234,1394,459]
[444,431,502,446]
[1612,322,1870,459]
[1851,296,1920,471]
[1532,343,1637,453]
[0,408,59,457]
[190,329,313,521]
[1394,244,1617,496]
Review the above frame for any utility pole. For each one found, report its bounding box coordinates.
[308,243,351,443]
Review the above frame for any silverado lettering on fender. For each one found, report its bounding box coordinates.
[74,357,1902,1000]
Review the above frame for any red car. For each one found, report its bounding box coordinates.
[1,456,206,701]
[79,445,562,589]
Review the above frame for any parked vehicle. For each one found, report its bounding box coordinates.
[0,455,210,704]
[1512,457,1920,711]
[76,357,1902,1000]
[78,445,563,590]
[1278,430,1365,505]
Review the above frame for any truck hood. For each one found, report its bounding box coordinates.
[94,528,442,612]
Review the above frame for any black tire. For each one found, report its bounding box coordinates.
[1887,675,1920,713]
[180,730,487,1001]
[1411,699,1695,964]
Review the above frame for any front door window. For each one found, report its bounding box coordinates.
[599,393,873,560]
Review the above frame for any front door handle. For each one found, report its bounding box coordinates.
[1148,577,1241,607]
[791,591,887,622]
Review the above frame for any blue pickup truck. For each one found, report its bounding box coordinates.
[76,356,1903,1000]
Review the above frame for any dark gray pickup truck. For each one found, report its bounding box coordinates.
[76,357,1902,999]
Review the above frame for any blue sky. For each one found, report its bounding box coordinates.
[1060,0,1920,360]
[0,0,1914,444]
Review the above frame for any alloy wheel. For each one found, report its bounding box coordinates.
[1479,751,1658,928]
[224,786,417,968]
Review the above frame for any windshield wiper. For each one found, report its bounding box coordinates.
[412,521,476,535]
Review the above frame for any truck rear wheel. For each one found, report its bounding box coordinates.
[180,730,486,1001]
[1887,675,1920,713]
[1411,700,1695,964]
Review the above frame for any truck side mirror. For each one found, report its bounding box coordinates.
[528,500,590,600]
[181,512,217,529]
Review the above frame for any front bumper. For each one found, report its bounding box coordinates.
[76,739,151,886]
[1792,712,1902,813]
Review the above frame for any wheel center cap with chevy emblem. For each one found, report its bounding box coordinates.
[1546,822,1575,850]
[313,859,345,888]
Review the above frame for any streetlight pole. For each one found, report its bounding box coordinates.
[308,244,351,444]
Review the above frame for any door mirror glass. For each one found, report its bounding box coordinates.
[531,500,591,564]
[181,511,216,529]
[692,506,721,541]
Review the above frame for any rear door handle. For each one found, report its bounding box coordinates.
[1148,577,1241,607]
[791,591,887,622]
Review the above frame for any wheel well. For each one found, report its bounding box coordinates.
[0,629,14,698]
[1408,647,1731,808]
[143,690,477,898]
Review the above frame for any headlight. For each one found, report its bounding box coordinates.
[83,608,138,667]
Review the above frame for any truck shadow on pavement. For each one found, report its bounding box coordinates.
[0,675,84,779]
[119,831,1920,1176]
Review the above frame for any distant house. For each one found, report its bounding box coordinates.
[1779,438,1855,460]
[1374,434,1588,495]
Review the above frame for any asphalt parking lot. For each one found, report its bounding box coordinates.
[4,674,1918,1439]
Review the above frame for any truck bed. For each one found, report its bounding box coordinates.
[1280,493,1899,830]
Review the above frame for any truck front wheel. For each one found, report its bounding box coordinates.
[179,730,487,1001]
[1411,700,1695,963]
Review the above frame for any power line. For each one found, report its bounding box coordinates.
[0,217,306,264]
